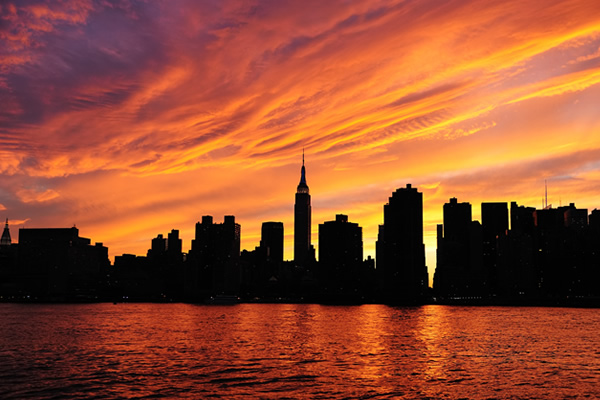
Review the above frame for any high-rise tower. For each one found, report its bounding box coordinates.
[261,222,284,264]
[376,184,428,301]
[294,152,312,266]
[433,198,473,296]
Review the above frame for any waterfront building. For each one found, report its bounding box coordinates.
[434,198,473,296]
[376,184,428,301]
[188,215,241,297]
[0,219,17,293]
[481,202,508,293]
[16,227,109,298]
[261,222,284,264]
[318,214,363,297]
[240,221,285,298]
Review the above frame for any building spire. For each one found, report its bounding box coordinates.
[297,149,309,194]
[1,218,11,246]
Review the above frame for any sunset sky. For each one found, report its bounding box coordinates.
[2,0,600,282]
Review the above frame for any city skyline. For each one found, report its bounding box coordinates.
[1,0,600,279]
[2,164,599,287]
[2,183,598,303]
[2,179,597,270]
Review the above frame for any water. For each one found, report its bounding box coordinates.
[1,303,599,399]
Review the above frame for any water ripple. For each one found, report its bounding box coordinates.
[1,304,600,398]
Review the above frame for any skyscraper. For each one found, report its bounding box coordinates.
[481,202,508,293]
[376,184,428,301]
[294,152,312,266]
[434,198,473,296]
[167,229,183,258]
[261,222,284,264]
[318,214,363,296]
[188,215,241,297]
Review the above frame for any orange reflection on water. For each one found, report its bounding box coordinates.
[4,304,600,398]
[416,305,455,383]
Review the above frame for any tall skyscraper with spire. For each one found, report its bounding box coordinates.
[294,151,312,266]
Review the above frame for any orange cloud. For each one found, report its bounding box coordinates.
[16,188,60,204]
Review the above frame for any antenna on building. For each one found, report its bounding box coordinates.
[544,179,548,209]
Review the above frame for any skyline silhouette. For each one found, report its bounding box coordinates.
[2,192,599,283]
[2,157,600,304]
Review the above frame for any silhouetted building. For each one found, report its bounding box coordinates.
[482,202,508,241]
[1,219,11,246]
[510,202,536,235]
[142,229,184,299]
[113,254,154,300]
[187,215,241,298]
[481,202,508,293]
[563,203,588,230]
[167,229,183,258]
[534,207,565,230]
[240,222,285,299]
[294,153,314,266]
[590,209,600,230]
[586,209,600,296]
[261,222,284,264]
[16,227,109,299]
[376,184,428,302]
[0,219,18,296]
[319,214,364,299]
[531,203,592,297]
[148,234,167,258]
[434,198,474,297]
[494,202,538,297]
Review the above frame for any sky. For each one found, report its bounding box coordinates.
[2,0,600,282]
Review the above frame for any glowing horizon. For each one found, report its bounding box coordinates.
[2,0,600,283]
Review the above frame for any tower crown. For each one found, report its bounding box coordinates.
[297,151,309,194]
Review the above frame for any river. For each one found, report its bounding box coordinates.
[1,303,599,399]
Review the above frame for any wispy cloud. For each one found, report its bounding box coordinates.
[16,188,60,204]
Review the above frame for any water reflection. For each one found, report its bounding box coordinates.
[1,304,600,399]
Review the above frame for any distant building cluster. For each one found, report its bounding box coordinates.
[1,159,600,305]
[434,199,600,301]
